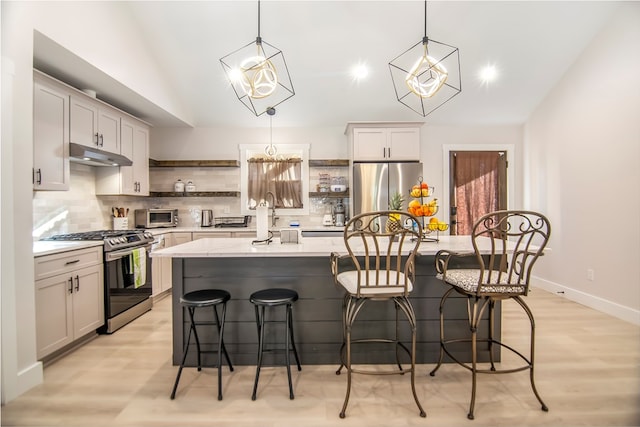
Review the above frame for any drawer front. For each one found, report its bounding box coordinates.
[192,232,232,240]
[35,247,102,281]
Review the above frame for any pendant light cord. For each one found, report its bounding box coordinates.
[257,0,261,39]
[422,1,429,45]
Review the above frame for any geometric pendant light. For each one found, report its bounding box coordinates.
[220,0,295,116]
[389,1,461,117]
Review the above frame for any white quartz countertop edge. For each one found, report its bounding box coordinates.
[33,240,104,257]
[146,225,345,234]
[151,235,481,258]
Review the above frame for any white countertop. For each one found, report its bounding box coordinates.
[151,235,480,258]
[145,225,345,234]
[33,240,104,257]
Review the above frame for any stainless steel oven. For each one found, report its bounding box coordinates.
[42,230,155,334]
[102,242,153,333]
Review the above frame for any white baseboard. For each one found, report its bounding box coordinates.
[533,276,640,326]
[14,361,43,401]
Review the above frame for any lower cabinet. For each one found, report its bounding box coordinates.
[192,231,231,240]
[151,232,193,298]
[35,247,104,360]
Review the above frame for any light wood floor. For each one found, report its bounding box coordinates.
[2,288,639,427]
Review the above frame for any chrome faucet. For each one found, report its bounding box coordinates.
[266,191,277,227]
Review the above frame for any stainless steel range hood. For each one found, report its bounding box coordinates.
[69,142,133,167]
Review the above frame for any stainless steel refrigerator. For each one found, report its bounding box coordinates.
[352,162,424,216]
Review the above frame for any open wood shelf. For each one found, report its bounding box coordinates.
[308,159,349,167]
[149,159,240,168]
[150,159,349,168]
[149,191,240,198]
[309,191,349,198]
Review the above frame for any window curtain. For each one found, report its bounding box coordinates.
[454,152,500,235]
[247,157,303,209]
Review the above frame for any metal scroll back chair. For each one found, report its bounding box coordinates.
[430,210,551,420]
[330,211,426,419]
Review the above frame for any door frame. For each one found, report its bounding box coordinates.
[442,144,515,227]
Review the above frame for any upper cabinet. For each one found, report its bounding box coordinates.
[33,74,70,190]
[70,96,120,154]
[346,122,423,162]
[96,118,149,196]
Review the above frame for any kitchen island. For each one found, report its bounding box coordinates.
[152,235,501,366]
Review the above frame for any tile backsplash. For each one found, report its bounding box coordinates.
[33,163,347,239]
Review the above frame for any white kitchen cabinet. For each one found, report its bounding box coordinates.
[171,232,193,246]
[70,96,120,154]
[34,246,104,359]
[347,123,422,162]
[151,234,172,298]
[33,74,70,190]
[192,232,233,240]
[95,118,149,195]
[151,232,192,299]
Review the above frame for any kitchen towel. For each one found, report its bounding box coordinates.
[256,204,269,241]
[132,247,146,289]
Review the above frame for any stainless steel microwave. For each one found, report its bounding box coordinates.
[134,209,178,228]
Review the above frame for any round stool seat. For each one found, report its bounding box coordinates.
[250,288,298,306]
[181,289,231,307]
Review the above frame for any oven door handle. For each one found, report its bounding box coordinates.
[105,244,152,262]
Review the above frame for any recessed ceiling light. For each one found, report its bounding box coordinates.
[479,64,499,84]
[351,63,369,81]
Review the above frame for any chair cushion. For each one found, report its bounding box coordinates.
[337,270,413,296]
[436,269,526,294]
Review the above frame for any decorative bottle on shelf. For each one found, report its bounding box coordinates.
[174,179,185,192]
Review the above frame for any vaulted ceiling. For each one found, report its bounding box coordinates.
[33,1,620,128]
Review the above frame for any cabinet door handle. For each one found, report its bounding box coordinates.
[94,132,99,145]
[387,148,391,158]
[68,277,74,294]
[64,259,80,266]
[34,168,42,185]
[99,134,104,147]
[75,275,80,292]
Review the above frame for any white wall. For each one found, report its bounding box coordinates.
[150,125,349,160]
[525,3,640,324]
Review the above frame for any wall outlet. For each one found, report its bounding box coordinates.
[587,268,595,281]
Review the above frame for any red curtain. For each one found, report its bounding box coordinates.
[454,152,500,235]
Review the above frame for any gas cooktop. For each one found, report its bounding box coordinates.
[42,230,155,252]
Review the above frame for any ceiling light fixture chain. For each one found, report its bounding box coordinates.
[220,0,295,117]
[388,1,462,117]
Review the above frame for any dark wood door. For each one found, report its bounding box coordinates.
[449,151,507,235]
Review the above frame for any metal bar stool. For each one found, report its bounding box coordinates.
[249,288,302,400]
[330,211,426,418]
[430,210,551,419]
[170,289,234,400]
